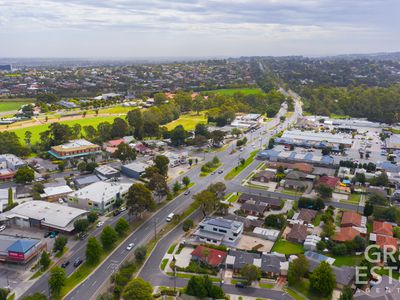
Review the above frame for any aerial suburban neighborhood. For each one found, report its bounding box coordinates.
[0,2,400,300]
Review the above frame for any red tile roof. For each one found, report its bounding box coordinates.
[376,235,398,251]
[107,139,124,147]
[341,211,362,227]
[318,176,340,188]
[332,227,361,242]
[373,221,393,236]
[191,245,227,267]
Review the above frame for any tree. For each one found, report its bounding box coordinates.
[240,264,261,285]
[369,193,388,206]
[231,128,242,138]
[39,251,51,271]
[174,91,192,112]
[339,287,353,300]
[183,219,194,232]
[115,218,130,237]
[21,293,48,300]
[210,130,225,147]
[53,236,68,253]
[313,198,325,210]
[126,109,144,139]
[316,184,333,199]
[268,138,275,149]
[86,162,98,173]
[173,181,182,193]
[7,187,13,207]
[264,214,286,229]
[72,124,82,139]
[97,122,112,142]
[154,155,169,176]
[148,173,169,202]
[48,266,66,298]
[153,92,167,106]
[15,166,34,183]
[182,176,191,187]
[0,289,8,300]
[58,161,66,172]
[111,117,129,138]
[24,130,32,145]
[287,254,309,285]
[36,93,58,103]
[194,190,218,217]
[185,276,207,298]
[170,125,187,146]
[194,123,209,137]
[126,183,156,218]
[193,95,204,115]
[86,237,102,264]
[309,262,336,296]
[192,135,208,149]
[87,211,98,223]
[77,161,87,173]
[363,201,374,217]
[134,245,147,262]
[122,278,153,300]
[83,125,97,139]
[100,226,118,250]
[74,219,89,233]
[113,143,137,163]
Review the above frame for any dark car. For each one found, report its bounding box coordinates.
[61,261,70,268]
[218,169,224,174]
[79,233,88,240]
[184,190,190,195]
[113,210,121,216]
[235,282,245,288]
[44,232,51,238]
[73,258,83,268]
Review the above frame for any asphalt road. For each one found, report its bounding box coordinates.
[21,91,358,299]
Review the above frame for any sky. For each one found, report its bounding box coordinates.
[0,0,399,58]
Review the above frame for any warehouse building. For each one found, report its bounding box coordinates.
[278,130,353,148]
[121,161,149,179]
[0,201,87,233]
[48,139,102,159]
[257,149,334,166]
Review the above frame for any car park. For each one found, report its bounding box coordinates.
[126,243,134,251]
[61,261,70,268]
[73,258,83,267]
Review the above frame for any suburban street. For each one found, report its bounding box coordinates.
[21,91,359,300]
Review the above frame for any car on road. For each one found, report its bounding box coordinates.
[120,206,126,212]
[184,190,190,195]
[49,231,59,238]
[79,233,88,240]
[97,221,104,228]
[235,282,245,288]
[166,213,175,222]
[113,210,121,216]
[61,261,70,268]
[126,243,134,251]
[73,258,83,268]
[218,169,224,174]
[0,225,6,232]
[44,231,51,238]
[211,171,216,175]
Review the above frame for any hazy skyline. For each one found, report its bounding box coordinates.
[1,0,399,58]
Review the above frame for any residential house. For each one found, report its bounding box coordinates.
[333,227,361,242]
[191,245,227,268]
[367,186,389,199]
[238,193,282,210]
[317,176,340,189]
[282,179,308,191]
[297,208,317,224]
[286,224,308,244]
[240,201,267,217]
[341,211,364,228]
[104,138,125,154]
[370,221,397,251]
[224,214,264,230]
[354,276,400,300]
[192,217,243,245]
[252,170,275,183]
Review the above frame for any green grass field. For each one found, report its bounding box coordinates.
[331,255,363,267]
[96,106,136,114]
[165,112,207,131]
[5,115,119,144]
[0,101,33,112]
[205,88,263,96]
[271,239,304,255]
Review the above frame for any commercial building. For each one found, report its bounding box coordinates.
[48,139,102,159]
[121,161,149,179]
[0,154,26,172]
[278,129,353,147]
[73,174,101,189]
[40,185,73,202]
[231,113,262,129]
[385,134,400,150]
[0,235,46,264]
[94,165,120,179]
[68,181,131,212]
[0,201,87,232]
[193,217,243,245]
[257,149,334,166]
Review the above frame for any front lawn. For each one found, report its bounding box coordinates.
[259,283,273,289]
[225,193,240,203]
[290,278,331,300]
[271,239,304,255]
[167,243,177,254]
[312,214,322,226]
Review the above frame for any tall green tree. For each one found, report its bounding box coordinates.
[126,183,156,218]
[112,143,136,163]
[309,262,336,296]
[122,278,153,300]
[115,218,130,237]
[240,264,261,285]
[7,187,13,207]
[147,173,169,202]
[39,251,51,271]
[287,254,309,285]
[193,189,218,217]
[53,236,68,253]
[100,226,118,250]
[170,125,187,146]
[48,266,66,298]
[15,166,34,183]
[111,118,129,138]
[86,237,102,264]
[154,155,169,176]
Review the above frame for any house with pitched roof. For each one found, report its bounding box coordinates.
[286,224,308,244]
[191,245,227,268]
[297,208,317,224]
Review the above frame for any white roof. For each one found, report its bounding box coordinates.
[282,129,353,145]
[70,181,131,203]
[95,165,119,175]
[59,139,95,149]
[253,227,280,238]
[1,201,87,231]
[41,185,73,197]
[0,189,8,201]
[122,161,149,173]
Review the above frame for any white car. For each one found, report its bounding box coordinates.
[126,243,134,251]
[96,221,104,228]
[307,224,314,229]
[58,199,64,204]
[0,225,6,232]
[120,206,127,212]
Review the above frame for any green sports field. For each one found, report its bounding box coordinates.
[5,115,119,144]
[165,112,207,131]
[0,100,34,112]
[205,88,264,96]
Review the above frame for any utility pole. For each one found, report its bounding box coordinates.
[172,256,177,297]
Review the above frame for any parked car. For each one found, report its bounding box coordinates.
[44,232,51,238]
[97,221,104,228]
[218,169,224,174]
[126,243,134,251]
[58,199,64,204]
[113,210,121,216]
[184,190,190,195]
[50,231,59,238]
[79,233,88,240]
[0,225,6,232]
[73,258,83,267]
[235,282,245,288]
[120,206,126,212]
[61,261,70,268]
[166,213,175,222]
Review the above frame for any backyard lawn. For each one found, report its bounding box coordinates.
[165,112,207,131]
[330,255,363,267]
[271,239,304,255]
